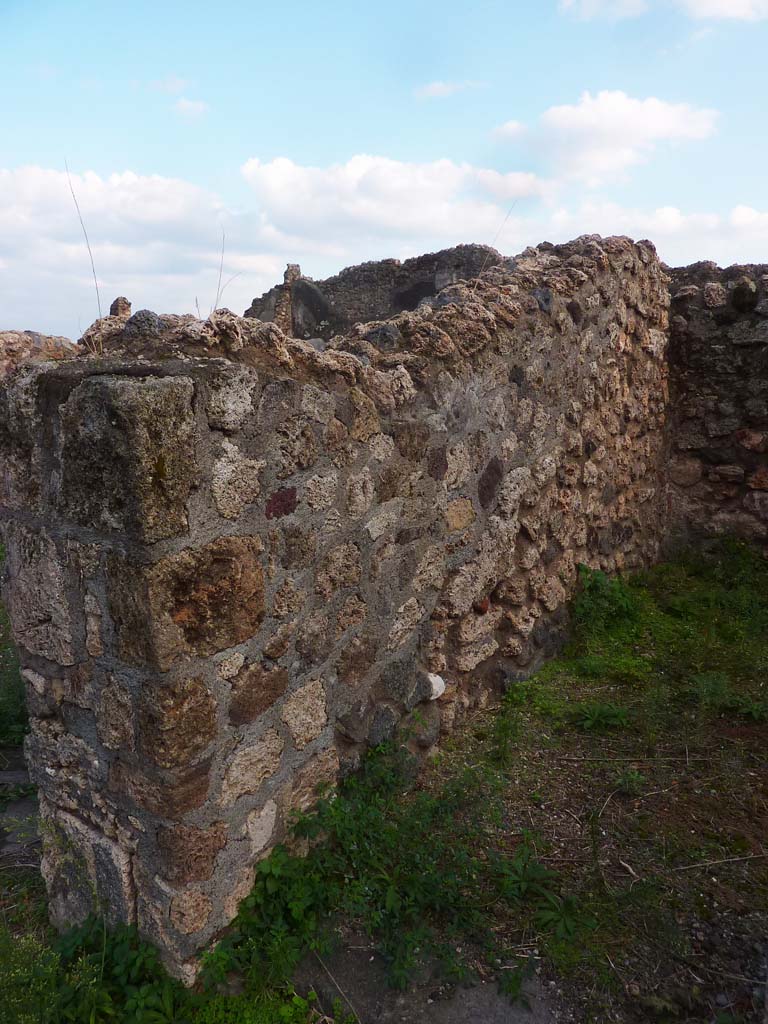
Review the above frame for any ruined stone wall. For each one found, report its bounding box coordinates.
[0,235,671,979]
[667,264,768,545]
[0,330,75,378]
[244,244,504,341]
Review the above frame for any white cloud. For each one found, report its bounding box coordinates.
[493,120,526,139]
[559,0,648,18]
[414,80,484,99]
[533,90,717,185]
[152,75,187,94]
[545,199,768,266]
[678,0,768,17]
[173,97,209,118]
[241,154,549,243]
[560,0,768,18]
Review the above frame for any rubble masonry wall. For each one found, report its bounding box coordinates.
[1,235,765,979]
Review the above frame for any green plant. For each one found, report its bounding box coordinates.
[489,693,522,768]
[206,744,563,993]
[0,928,60,1024]
[534,893,594,941]
[0,782,36,813]
[571,702,629,732]
[573,565,638,636]
[54,916,191,1023]
[614,768,646,797]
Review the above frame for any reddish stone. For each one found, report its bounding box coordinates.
[265,487,298,519]
[747,466,768,490]
[735,429,767,453]
[108,759,211,817]
[229,662,289,725]
[108,536,266,670]
[139,677,216,769]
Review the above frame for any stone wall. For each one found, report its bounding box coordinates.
[667,264,768,545]
[244,244,504,341]
[0,233,715,980]
[0,330,75,378]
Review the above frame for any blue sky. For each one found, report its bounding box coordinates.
[2,0,767,336]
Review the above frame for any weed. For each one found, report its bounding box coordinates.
[0,782,36,813]
[489,694,522,768]
[571,702,629,732]
[614,767,646,796]
[573,565,638,636]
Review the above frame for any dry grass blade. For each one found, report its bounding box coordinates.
[65,160,102,322]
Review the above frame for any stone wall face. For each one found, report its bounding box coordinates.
[667,264,768,545]
[1,235,673,978]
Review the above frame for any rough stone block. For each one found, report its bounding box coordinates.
[139,676,217,769]
[156,822,228,884]
[40,800,136,931]
[56,375,196,542]
[108,536,265,670]
[221,729,284,805]
[229,661,289,726]
[2,523,75,664]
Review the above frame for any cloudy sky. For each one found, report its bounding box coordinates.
[2,0,767,337]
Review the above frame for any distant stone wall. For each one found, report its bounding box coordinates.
[244,244,504,341]
[667,264,768,545]
[0,330,75,377]
[0,234,690,980]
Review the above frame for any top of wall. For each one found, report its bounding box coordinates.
[70,235,666,395]
[0,330,75,378]
[243,244,505,340]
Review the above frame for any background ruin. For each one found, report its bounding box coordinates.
[0,235,766,980]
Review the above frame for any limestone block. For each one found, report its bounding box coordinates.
[40,800,136,931]
[211,439,263,520]
[205,363,258,431]
[304,471,338,510]
[222,729,284,805]
[445,497,476,532]
[385,597,422,649]
[348,387,380,440]
[274,416,318,478]
[56,375,196,542]
[246,799,278,856]
[281,678,327,749]
[335,594,367,636]
[170,890,213,935]
[290,747,340,813]
[97,679,136,751]
[346,468,375,516]
[109,758,211,817]
[315,542,362,597]
[337,634,377,686]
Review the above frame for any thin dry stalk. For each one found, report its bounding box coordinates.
[65,160,102,321]
[210,228,226,316]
